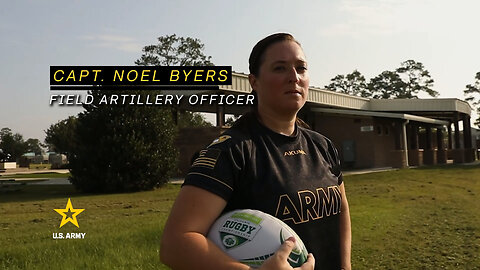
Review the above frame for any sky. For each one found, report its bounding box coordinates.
[1,0,479,141]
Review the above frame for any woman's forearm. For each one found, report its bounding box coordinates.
[160,186,249,270]
[161,231,251,270]
[339,184,352,270]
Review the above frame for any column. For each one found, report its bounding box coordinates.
[463,115,472,148]
[463,114,474,162]
[402,120,409,167]
[425,126,432,150]
[447,123,453,149]
[424,126,437,165]
[454,114,461,149]
[216,104,225,127]
[452,113,465,163]
[410,124,419,149]
[437,126,447,164]
[408,123,423,166]
[390,120,408,168]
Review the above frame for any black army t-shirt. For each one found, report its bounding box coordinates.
[183,114,344,270]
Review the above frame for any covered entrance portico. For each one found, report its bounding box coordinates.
[170,72,476,173]
[311,108,450,168]
[370,99,475,165]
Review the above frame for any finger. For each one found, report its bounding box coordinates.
[275,236,296,261]
[297,253,315,269]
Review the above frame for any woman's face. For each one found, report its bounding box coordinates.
[250,40,310,116]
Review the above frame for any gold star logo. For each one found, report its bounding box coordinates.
[54,198,84,228]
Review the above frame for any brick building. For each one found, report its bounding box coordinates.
[174,73,475,175]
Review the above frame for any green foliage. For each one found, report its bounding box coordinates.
[44,116,78,156]
[464,72,480,127]
[135,34,213,66]
[328,60,438,99]
[369,60,437,99]
[68,34,214,192]
[368,70,406,99]
[325,70,370,98]
[225,115,241,127]
[177,111,212,128]
[0,128,42,162]
[0,128,25,161]
[24,138,44,156]
[68,90,178,193]
[136,34,214,128]
[395,59,438,98]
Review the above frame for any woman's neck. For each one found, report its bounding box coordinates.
[257,107,297,136]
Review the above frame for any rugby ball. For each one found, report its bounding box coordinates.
[207,209,308,268]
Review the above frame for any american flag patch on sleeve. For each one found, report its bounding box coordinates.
[192,148,221,169]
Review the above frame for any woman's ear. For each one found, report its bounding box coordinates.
[248,74,257,91]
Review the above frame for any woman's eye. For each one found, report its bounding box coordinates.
[297,66,308,71]
[273,66,286,71]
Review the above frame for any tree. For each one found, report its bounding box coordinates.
[325,70,370,98]
[395,60,438,98]
[368,71,406,99]
[0,128,28,162]
[135,34,213,66]
[136,34,213,128]
[44,116,78,156]
[25,138,44,155]
[69,90,178,193]
[69,34,214,193]
[177,111,212,128]
[464,72,480,127]
[225,115,241,127]
[0,149,7,162]
[367,60,438,99]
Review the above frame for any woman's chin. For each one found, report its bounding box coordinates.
[275,102,304,116]
[286,99,305,110]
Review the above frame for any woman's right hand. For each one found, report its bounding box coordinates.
[257,237,315,270]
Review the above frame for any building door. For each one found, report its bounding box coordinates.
[342,140,355,168]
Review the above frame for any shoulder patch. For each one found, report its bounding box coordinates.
[208,135,232,147]
[192,148,221,169]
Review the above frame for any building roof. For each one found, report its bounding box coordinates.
[219,72,470,113]
[312,108,449,125]
[171,72,473,123]
[369,99,471,116]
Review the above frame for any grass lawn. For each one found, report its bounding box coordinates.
[349,164,480,269]
[1,164,479,269]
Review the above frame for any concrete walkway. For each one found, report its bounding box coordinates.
[169,167,398,185]
[0,168,69,176]
[343,167,397,176]
[0,168,71,188]
[461,160,480,166]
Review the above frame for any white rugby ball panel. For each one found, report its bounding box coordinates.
[207,209,308,268]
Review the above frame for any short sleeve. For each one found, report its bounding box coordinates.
[326,138,343,185]
[182,135,243,201]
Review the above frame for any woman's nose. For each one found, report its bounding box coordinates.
[287,67,300,83]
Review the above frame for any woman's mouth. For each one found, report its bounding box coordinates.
[285,90,302,96]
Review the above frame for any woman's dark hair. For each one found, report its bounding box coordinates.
[249,33,301,77]
[233,33,310,131]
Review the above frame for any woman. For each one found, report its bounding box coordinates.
[161,33,351,270]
